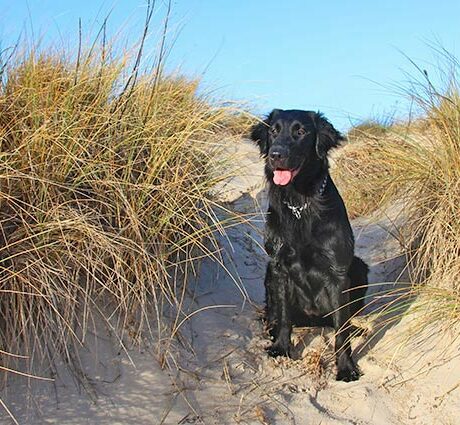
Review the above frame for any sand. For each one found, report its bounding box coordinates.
[1,138,459,424]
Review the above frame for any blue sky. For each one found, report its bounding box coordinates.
[1,0,460,130]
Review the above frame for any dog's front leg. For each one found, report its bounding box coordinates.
[263,263,277,337]
[265,261,292,358]
[331,276,361,382]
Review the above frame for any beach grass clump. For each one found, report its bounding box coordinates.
[333,48,460,331]
[346,119,391,143]
[0,38,240,383]
[332,133,398,218]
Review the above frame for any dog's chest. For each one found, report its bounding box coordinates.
[277,210,317,249]
[274,218,334,313]
[286,252,333,314]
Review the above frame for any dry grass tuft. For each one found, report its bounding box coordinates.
[334,48,460,332]
[0,31,245,394]
[332,133,400,218]
[346,119,391,143]
[217,109,256,136]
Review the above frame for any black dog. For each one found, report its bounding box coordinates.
[250,109,368,382]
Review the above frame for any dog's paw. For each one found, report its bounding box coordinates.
[336,364,361,382]
[266,343,290,358]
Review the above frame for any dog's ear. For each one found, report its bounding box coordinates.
[250,119,270,157]
[313,112,345,159]
[249,109,280,157]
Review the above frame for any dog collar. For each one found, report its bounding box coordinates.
[283,174,328,219]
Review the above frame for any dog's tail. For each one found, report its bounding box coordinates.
[348,256,369,317]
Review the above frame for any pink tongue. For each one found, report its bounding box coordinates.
[273,169,293,186]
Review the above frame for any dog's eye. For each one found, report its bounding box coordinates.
[270,127,278,136]
[297,128,307,137]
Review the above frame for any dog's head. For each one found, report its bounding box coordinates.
[250,109,344,186]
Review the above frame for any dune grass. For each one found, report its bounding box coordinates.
[334,49,460,336]
[346,118,392,143]
[0,28,247,398]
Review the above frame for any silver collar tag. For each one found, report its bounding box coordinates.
[285,203,306,219]
[283,174,328,220]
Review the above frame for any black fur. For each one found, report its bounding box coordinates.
[250,109,369,382]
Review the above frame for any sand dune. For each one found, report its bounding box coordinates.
[2,138,459,425]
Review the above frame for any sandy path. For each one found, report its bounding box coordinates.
[1,139,459,424]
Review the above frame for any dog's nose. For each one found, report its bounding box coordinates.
[269,146,288,161]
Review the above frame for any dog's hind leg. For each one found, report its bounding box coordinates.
[330,275,361,382]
